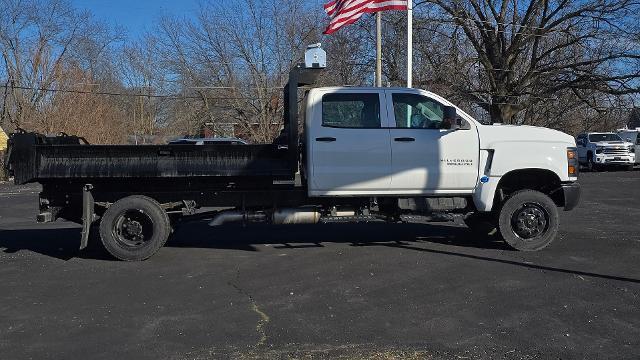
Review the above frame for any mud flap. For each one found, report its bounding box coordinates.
[80,184,95,250]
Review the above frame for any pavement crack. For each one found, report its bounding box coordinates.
[228,269,270,347]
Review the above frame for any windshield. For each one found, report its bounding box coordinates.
[588,133,622,142]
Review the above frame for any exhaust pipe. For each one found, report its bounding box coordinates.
[272,208,321,225]
[208,211,266,226]
[208,208,321,226]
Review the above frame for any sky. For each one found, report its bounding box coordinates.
[70,0,200,39]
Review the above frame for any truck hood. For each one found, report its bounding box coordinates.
[476,124,576,149]
[592,141,633,147]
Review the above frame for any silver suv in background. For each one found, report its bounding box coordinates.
[576,132,635,171]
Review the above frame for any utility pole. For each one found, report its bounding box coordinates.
[375,12,382,87]
[407,0,413,88]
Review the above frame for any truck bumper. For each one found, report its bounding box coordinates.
[594,154,634,165]
[562,182,581,211]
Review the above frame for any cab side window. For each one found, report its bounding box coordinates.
[392,93,445,129]
[322,93,381,128]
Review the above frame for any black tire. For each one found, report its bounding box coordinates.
[99,195,170,261]
[626,165,635,171]
[497,190,559,251]
[587,155,597,172]
[463,213,498,238]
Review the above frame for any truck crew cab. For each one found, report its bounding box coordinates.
[5,45,581,261]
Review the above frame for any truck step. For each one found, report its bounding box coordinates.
[320,215,384,223]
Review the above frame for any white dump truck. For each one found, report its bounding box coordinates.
[5,45,581,260]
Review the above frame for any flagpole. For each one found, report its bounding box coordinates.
[375,11,382,87]
[407,0,413,88]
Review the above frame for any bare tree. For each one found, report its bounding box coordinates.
[414,0,640,124]
[0,0,124,142]
[141,0,322,143]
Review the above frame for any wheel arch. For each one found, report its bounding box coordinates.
[494,168,564,208]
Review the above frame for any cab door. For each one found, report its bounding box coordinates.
[385,90,480,194]
[308,90,392,195]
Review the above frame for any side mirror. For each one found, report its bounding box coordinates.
[443,106,466,130]
[443,106,457,120]
[455,118,471,130]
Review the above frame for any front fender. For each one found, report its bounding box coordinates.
[488,141,569,180]
[472,142,571,212]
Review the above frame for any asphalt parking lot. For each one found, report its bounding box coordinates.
[0,170,639,359]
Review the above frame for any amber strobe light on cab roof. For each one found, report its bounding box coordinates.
[567,147,578,177]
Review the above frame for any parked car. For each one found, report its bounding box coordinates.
[617,128,640,165]
[168,137,248,145]
[576,132,635,171]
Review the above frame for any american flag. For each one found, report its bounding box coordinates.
[323,0,409,34]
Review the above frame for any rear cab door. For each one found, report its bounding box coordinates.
[306,89,392,196]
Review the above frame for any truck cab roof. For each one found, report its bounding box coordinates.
[311,86,451,101]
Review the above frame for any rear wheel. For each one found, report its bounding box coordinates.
[497,190,559,251]
[99,195,170,261]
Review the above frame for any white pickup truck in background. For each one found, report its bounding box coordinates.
[5,44,582,260]
[576,132,636,171]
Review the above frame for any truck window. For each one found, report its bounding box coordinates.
[322,93,380,128]
[392,93,445,129]
[588,133,622,142]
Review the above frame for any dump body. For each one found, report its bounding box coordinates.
[6,132,294,186]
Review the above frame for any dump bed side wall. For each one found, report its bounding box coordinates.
[37,144,290,178]
[7,133,294,185]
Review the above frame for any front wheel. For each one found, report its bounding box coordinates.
[99,195,171,261]
[497,190,559,251]
[587,156,597,171]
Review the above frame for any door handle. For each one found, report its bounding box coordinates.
[316,137,336,142]
[394,137,415,142]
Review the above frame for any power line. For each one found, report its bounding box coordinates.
[0,84,283,102]
[2,84,635,110]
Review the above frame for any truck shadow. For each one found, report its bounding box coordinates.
[168,221,508,251]
[0,227,109,261]
[1,222,640,285]
[0,221,505,261]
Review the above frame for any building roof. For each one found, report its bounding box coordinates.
[0,126,8,152]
